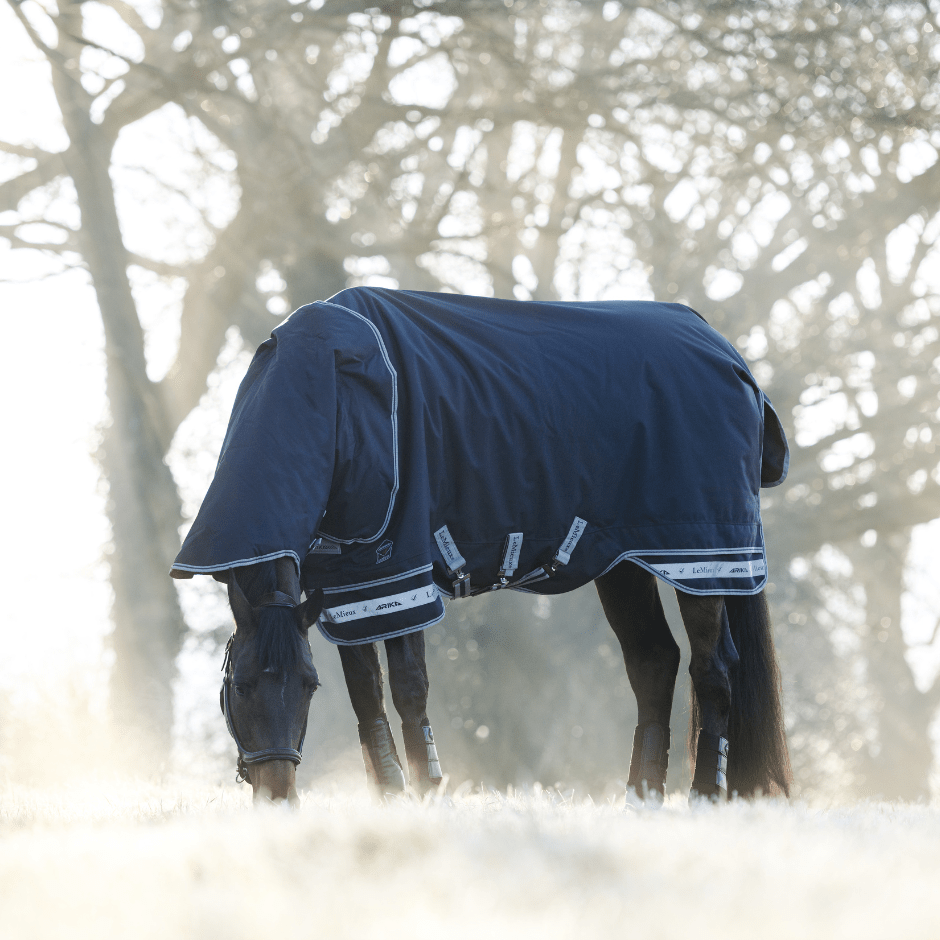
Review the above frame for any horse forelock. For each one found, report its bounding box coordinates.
[254,607,306,671]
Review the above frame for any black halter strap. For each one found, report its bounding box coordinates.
[257,590,299,609]
[221,634,308,784]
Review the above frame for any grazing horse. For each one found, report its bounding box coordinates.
[172,288,792,803]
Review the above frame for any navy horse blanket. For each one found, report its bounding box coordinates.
[171,288,788,645]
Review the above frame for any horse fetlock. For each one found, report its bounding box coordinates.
[359,716,406,795]
[690,731,729,801]
[628,721,670,800]
[401,719,443,792]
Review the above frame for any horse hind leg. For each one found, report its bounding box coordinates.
[675,592,738,801]
[338,643,407,796]
[595,562,681,801]
[385,631,443,794]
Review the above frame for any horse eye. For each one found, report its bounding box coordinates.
[234,685,247,697]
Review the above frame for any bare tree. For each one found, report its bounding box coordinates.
[4,0,939,794]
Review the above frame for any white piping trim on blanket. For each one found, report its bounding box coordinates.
[598,546,765,573]
[319,564,434,595]
[171,550,301,576]
[598,546,767,597]
[313,300,400,545]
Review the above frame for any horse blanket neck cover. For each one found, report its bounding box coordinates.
[171,288,789,645]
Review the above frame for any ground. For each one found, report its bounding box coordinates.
[1,778,937,939]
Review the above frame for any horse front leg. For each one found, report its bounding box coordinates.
[385,631,443,793]
[338,643,406,796]
[675,592,739,801]
[596,562,681,801]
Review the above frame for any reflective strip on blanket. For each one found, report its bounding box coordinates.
[323,585,439,624]
[628,549,768,595]
[651,559,766,580]
[314,565,445,645]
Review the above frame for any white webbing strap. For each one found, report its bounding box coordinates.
[435,518,587,597]
[513,516,588,587]
[553,516,587,566]
[499,532,524,582]
[434,525,471,597]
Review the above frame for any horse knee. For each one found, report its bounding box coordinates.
[658,639,681,679]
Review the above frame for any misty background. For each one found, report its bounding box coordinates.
[1,0,939,803]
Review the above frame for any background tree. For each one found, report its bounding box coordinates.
[3,0,939,796]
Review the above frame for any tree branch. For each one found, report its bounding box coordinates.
[0,155,66,212]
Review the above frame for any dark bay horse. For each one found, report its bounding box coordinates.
[172,289,792,803]
[216,553,790,804]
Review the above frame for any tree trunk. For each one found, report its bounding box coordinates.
[850,534,934,800]
[52,25,184,769]
[477,124,518,299]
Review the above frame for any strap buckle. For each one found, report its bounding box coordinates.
[452,571,472,598]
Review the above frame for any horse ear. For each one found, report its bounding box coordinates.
[296,588,324,633]
[227,573,256,634]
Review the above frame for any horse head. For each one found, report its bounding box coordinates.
[221,557,322,805]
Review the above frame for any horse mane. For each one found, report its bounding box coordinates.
[232,562,306,671]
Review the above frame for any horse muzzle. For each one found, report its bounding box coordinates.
[248,759,300,805]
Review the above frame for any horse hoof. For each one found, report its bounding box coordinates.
[624,786,663,811]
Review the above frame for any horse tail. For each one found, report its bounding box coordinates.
[689,589,792,797]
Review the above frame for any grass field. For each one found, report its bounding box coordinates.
[1,777,938,939]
